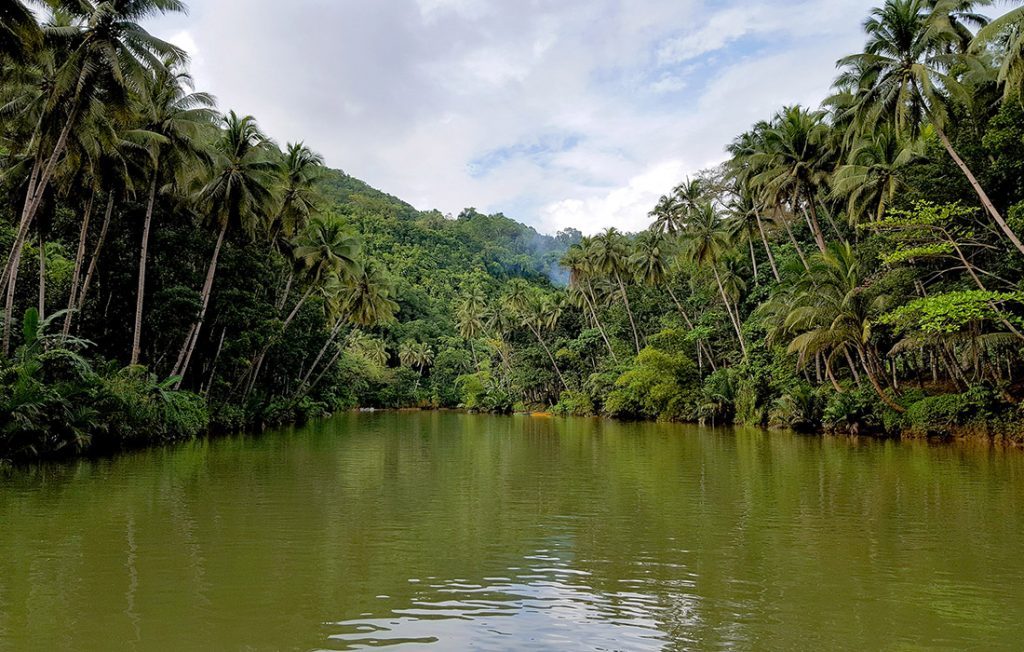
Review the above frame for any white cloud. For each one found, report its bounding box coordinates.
[150,0,883,235]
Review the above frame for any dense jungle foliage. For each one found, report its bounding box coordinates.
[2,0,1024,462]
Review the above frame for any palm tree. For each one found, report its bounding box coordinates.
[588,228,642,354]
[649,192,684,235]
[0,0,41,60]
[972,2,1024,99]
[680,203,748,358]
[777,243,905,412]
[172,111,278,386]
[399,340,434,375]
[632,229,717,370]
[560,244,615,358]
[831,126,925,225]
[242,216,361,398]
[270,142,324,246]
[841,0,1024,255]
[130,59,216,365]
[456,287,487,366]
[0,0,187,301]
[293,260,399,401]
[727,124,810,270]
[751,105,835,254]
[503,280,568,391]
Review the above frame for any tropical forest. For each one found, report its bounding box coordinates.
[1,0,1024,467]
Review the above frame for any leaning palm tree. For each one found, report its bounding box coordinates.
[588,228,642,354]
[241,216,361,399]
[172,111,278,386]
[750,105,835,254]
[0,0,187,300]
[680,203,748,358]
[503,280,568,391]
[399,340,435,375]
[842,0,1024,255]
[130,59,216,365]
[269,142,324,247]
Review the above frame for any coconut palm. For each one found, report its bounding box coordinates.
[503,279,568,391]
[457,287,487,366]
[172,111,278,386]
[751,105,835,254]
[270,142,324,246]
[0,0,187,300]
[831,126,925,225]
[560,243,615,358]
[841,0,1024,255]
[649,192,684,235]
[777,243,904,411]
[130,59,216,365]
[972,2,1024,99]
[588,228,642,354]
[399,340,434,375]
[680,203,748,358]
[0,0,41,60]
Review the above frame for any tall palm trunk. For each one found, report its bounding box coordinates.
[584,278,616,359]
[935,124,1024,256]
[132,167,160,366]
[63,190,95,338]
[615,272,642,354]
[712,265,747,358]
[777,206,809,270]
[528,323,568,391]
[173,219,228,388]
[802,190,828,255]
[753,207,780,281]
[36,225,45,320]
[243,284,316,399]
[3,261,19,355]
[294,321,346,400]
[747,237,759,284]
[0,103,81,296]
[666,284,716,371]
[76,195,115,315]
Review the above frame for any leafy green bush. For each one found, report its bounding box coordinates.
[905,386,1006,436]
[769,383,824,432]
[552,390,595,417]
[605,348,698,421]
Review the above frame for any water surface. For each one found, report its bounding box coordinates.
[1,412,1023,650]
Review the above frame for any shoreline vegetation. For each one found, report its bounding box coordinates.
[3,0,1024,464]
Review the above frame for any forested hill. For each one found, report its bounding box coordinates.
[317,168,579,288]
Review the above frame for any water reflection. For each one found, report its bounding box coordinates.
[324,547,673,651]
[1,412,1023,651]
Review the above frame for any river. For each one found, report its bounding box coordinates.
[1,412,1022,650]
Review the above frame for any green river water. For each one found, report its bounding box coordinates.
[1,412,1023,651]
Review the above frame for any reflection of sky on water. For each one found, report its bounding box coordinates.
[323,538,700,651]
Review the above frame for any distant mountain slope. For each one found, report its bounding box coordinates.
[317,169,580,289]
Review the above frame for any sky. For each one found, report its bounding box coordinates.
[150,0,885,235]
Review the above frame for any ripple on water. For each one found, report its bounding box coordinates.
[324,557,671,651]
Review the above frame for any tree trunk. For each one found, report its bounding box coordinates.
[3,261,19,355]
[712,265,747,358]
[615,272,642,354]
[36,225,45,321]
[529,323,568,391]
[666,285,716,371]
[804,192,828,255]
[857,347,905,413]
[585,278,616,360]
[63,189,95,338]
[173,219,228,388]
[293,321,346,401]
[202,327,228,397]
[748,237,759,285]
[753,207,780,281]
[76,195,114,315]
[132,169,159,366]
[0,104,80,295]
[935,124,1024,256]
[777,206,809,270]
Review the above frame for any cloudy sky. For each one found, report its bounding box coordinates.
[151,0,883,235]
